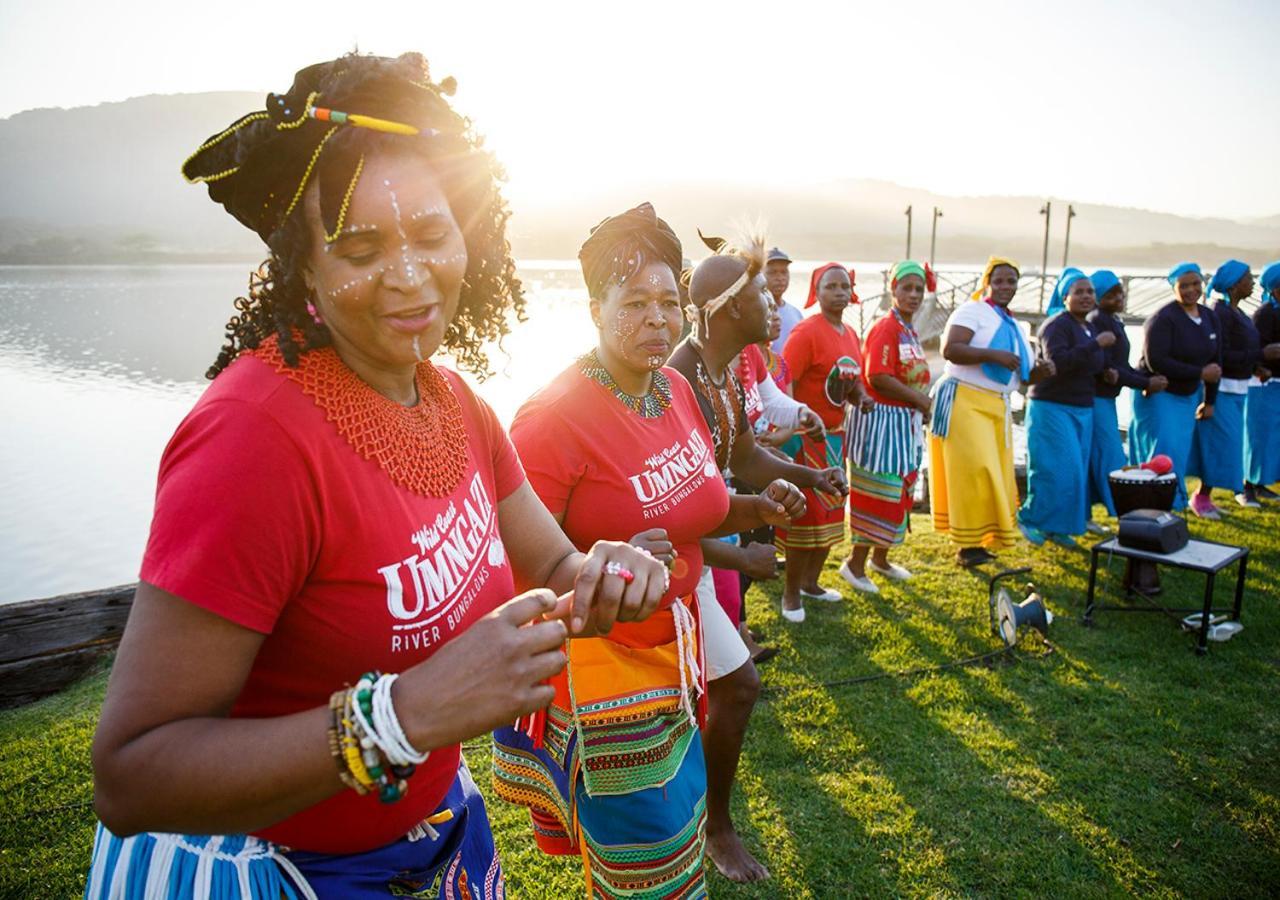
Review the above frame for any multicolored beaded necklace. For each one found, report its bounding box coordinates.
[578,349,673,418]
[690,346,738,471]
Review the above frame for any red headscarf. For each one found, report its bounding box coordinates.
[805,263,859,309]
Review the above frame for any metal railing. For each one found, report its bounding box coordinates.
[851,270,1269,342]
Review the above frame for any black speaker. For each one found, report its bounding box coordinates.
[1118,509,1189,554]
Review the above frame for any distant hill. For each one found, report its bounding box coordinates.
[2,93,1278,267]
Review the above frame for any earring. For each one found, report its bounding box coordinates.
[306,299,324,325]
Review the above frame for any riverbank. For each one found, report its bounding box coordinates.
[4,490,1278,898]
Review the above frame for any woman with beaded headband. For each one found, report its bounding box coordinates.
[668,231,833,883]
[491,203,804,897]
[84,54,669,899]
[928,256,1054,567]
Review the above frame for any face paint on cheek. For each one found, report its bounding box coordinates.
[612,308,638,340]
[412,334,424,362]
[647,355,664,369]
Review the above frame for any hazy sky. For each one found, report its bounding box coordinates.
[2,0,1277,220]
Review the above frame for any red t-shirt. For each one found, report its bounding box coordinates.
[863,312,932,406]
[735,344,770,428]
[511,365,730,601]
[139,352,525,854]
[782,315,863,428]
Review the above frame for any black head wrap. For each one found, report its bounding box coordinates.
[577,202,683,300]
[182,53,466,242]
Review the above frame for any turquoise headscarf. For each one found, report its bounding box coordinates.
[1045,267,1086,317]
[1090,269,1121,301]
[1167,262,1202,285]
[1207,259,1250,301]
[1261,260,1280,308]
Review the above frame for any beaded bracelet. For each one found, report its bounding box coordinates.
[327,689,369,796]
[353,671,426,803]
[370,673,430,766]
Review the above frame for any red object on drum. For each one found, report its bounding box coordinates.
[1141,454,1174,475]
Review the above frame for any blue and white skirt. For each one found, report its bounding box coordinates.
[83,760,502,899]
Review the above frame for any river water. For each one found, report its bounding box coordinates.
[0,263,1140,604]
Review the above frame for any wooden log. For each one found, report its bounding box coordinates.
[0,645,112,709]
[0,584,135,708]
[0,584,136,665]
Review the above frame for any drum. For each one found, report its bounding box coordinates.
[1107,468,1179,596]
[1108,469,1178,517]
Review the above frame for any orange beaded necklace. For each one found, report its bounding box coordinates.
[250,336,470,498]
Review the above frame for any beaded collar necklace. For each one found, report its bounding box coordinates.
[578,349,673,418]
[249,336,468,498]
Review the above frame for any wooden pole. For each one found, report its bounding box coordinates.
[1063,204,1077,268]
[1039,202,1052,313]
[929,207,942,267]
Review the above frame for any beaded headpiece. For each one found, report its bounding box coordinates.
[182,53,464,242]
[685,228,767,336]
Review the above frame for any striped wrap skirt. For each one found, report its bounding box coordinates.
[491,597,708,899]
[846,402,923,547]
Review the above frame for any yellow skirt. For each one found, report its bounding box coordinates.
[928,382,1020,549]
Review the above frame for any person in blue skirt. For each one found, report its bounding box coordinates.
[1195,260,1267,509]
[1245,260,1280,502]
[1085,270,1167,526]
[1019,270,1109,547]
[1129,263,1222,513]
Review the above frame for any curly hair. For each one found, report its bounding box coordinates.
[205,53,523,379]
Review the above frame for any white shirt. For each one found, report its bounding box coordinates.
[941,300,1032,395]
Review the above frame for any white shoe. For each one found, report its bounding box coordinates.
[799,586,842,602]
[1235,492,1261,509]
[867,559,912,581]
[781,602,806,623]
[838,561,880,594]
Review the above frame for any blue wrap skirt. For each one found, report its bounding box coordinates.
[1019,398,1092,536]
[1129,388,1199,510]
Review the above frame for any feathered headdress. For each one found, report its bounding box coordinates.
[686,226,767,335]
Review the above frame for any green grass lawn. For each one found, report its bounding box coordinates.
[3,491,1279,898]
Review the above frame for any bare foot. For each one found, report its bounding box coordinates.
[706,823,770,883]
[740,627,766,658]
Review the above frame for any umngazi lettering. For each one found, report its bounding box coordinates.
[628,427,716,519]
[378,472,506,653]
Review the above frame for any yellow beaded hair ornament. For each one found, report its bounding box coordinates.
[180,54,459,243]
